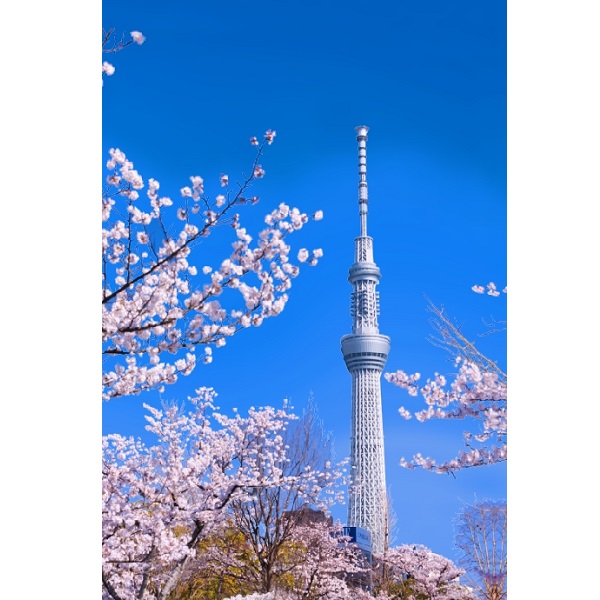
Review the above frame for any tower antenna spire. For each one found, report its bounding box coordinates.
[356,125,369,237]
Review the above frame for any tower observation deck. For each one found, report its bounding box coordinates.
[341,126,390,555]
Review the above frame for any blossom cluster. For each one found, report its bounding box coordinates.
[102,137,323,400]
[376,544,475,600]
[471,281,506,296]
[385,358,507,473]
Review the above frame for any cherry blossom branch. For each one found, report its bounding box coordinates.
[102,28,145,79]
[102,133,324,400]
[385,282,507,474]
[102,139,269,307]
[385,358,507,474]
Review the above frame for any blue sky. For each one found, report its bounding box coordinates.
[2,1,599,597]
[102,0,506,562]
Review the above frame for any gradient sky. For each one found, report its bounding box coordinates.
[102,0,507,563]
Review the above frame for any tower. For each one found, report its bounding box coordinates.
[341,126,391,555]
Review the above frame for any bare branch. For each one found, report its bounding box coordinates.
[454,499,507,600]
[424,294,506,384]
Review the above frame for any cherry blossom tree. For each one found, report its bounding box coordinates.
[226,400,347,593]
[102,390,344,600]
[384,285,507,474]
[170,516,372,600]
[283,521,371,600]
[453,500,507,600]
[221,521,371,600]
[373,544,475,600]
[171,400,352,598]
[209,520,371,600]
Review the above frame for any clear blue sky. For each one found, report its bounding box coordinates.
[102,0,507,562]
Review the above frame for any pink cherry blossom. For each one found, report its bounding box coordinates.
[102,61,115,76]
[297,248,309,263]
[103,143,324,400]
[130,30,145,44]
[264,129,277,144]
[472,281,506,296]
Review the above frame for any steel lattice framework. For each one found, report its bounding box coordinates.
[341,126,391,555]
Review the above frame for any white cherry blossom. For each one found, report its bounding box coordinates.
[103,140,324,400]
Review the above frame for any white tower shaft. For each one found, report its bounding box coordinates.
[341,126,390,555]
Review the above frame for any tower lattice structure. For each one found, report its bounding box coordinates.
[341,126,391,555]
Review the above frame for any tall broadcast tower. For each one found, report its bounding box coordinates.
[341,126,391,555]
